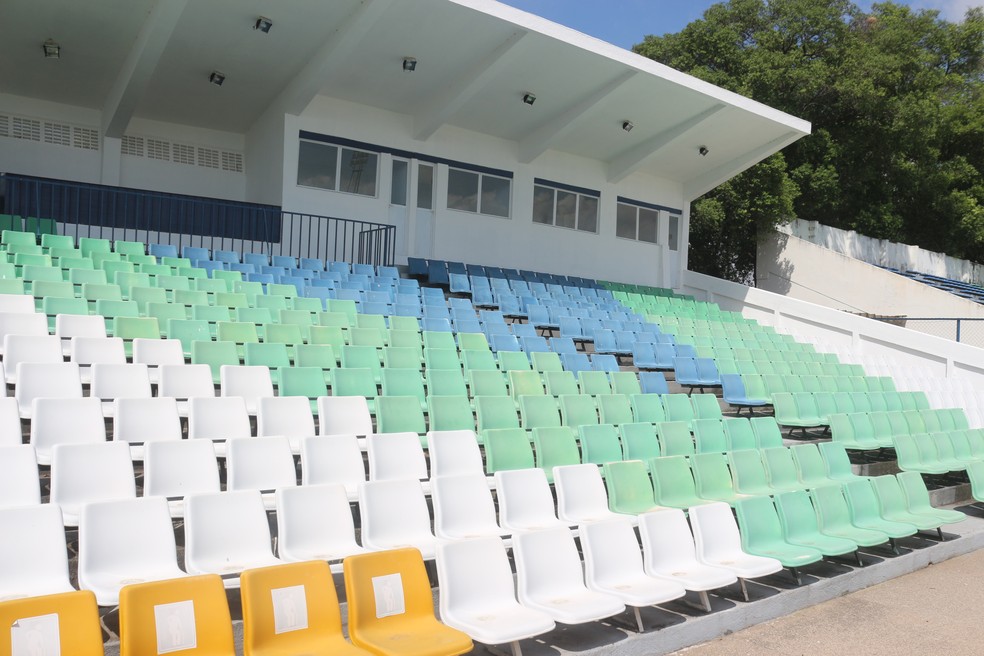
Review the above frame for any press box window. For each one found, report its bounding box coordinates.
[447,168,511,218]
[297,140,378,197]
[615,201,660,244]
[532,183,599,233]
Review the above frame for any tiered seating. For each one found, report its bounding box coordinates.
[882,266,984,304]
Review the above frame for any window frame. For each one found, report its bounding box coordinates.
[531,179,600,234]
[296,138,379,198]
[446,166,512,219]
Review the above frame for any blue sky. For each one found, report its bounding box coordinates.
[498,0,983,50]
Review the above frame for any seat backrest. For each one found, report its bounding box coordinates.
[220,365,274,410]
[318,396,373,436]
[275,483,362,562]
[657,420,695,457]
[0,504,73,598]
[183,490,276,575]
[143,439,221,502]
[367,432,429,482]
[431,473,502,540]
[375,396,426,434]
[0,445,41,508]
[131,337,184,369]
[49,441,136,524]
[578,423,623,466]
[495,468,563,531]
[513,526,598,600]
[358,479,434,549]
[0,590,103,656]
[299,435,366,493]
[226,436,298,493]
[114,396,182,447]
[602,460,657,514]
[580,516,651,585]
[553,463,611,523]
[689,501,745,563]
[118,574,235,655]
[159,364,216,399]
[427,430,484,478]
[257,396,316,438]
[638,506,705,572]
[30,397,105,464]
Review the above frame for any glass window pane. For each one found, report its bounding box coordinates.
[668,215,680,251]
[638,208,659,243]
[339,148,377,196]
[391,160,408,206]
[577,195,599,233]
[417,163,434,210]
[616,203,637,239]
[297,141,337,190]
[480,175,511,218]
[447,169,479,213]
[532,186,554,225]
[555,191,576,229]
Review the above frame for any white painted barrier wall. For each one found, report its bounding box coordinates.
[681,269,984,385]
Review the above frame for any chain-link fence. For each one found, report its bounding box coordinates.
[877,317,984,349]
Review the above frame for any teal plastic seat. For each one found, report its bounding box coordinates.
[426,395,476,433]
[690,452,747,505]
[577,371,611,396]
[519,395,561,430]
[817,442,865,482]
[340,345,383,384]
[841,479,918,546]
[475,395,520,437]
[375,396,426,437]
[618,423,661,465]
[559,394,599,428]
[597,394,634,425]
[723,418,758,451]
[531,426,581,482]
[469,370,509,398]
[965,460,984,503]
[425,369,468,398]
[609,371,642,396]
[733,495,823,585]
[244,342,293,386]
[691,393,722,421]
[774,490,860,563]
[382,346,421,370]
[544,371,579,396]
[423,348,462,371]
[656,421,694,457]
[869,475,950,538]
[577,424,623,467]
[761,447,807,493]
[692,419,728,455]
[809,484,890,549]
[892,435,948,475]
[380,369,427,411]
[728,450,782,495]
[484,428,534,474]
[279,366,329,412]
[630,394,665,423]
[191,340,240,383]
[497,351,531,372]
[330,367,378,412]
[166,319,211,358]
[896,471,965,528]
[749,417,784,449]
[531,351,563,374]
[661,393,696,425]
[649,456,708,510]
[789,444,837,487]
[602,460,663,515]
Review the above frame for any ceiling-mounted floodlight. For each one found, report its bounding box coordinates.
[522,92,536,106]
[254,17,273,33]
[42,39,60,59]
[622,120,634,132]
[209,71,226,86]
[699,145,709,156]
[402,57,417,72]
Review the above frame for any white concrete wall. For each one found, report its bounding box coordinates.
[781,219,984,286]
[284,95,685,285]
[683,269,984,385]
[757,230,984,319]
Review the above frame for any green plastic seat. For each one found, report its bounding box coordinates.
[375,396,426,438]
[340,345,383,384]
[895,471,966,527]
[214,291,249,309]
[330,368,378,412]
[31,279,75,305]
[349,327,387,348]
[750,417,784,449]
[325,299,357,324]
[577,423,623,466]
[722,417,757,451]
[869,475,950,536]
[319,310,353,330]
[267,282,298,299]
[867,412,896,448]
[382,346,420,370]
[291,296,323,313]
[531,426,581,482]
[475,395,520,438]
[661,393,696,426]
[42,296,89,330]
[309,326,347,354]
[422,331,456,351]
[608,371,642,396]
[387,329,423,358]
[244,342,293,385]
[484,428,534,474]
[256,294,290,314]
[817,442,865,482]
[388,316,419,332]
[809,484,891,548]
[130,286,169,316]
[733,495,823,583]
[508,370,545,401]
[216,321,260,359]
[649,456,710,510]
[761,448,807,493]
[461,349,497,373]
[774,490,861,561]
[195,278,232,295]
[112,315,158,356]
[191,340,240,384]
[423,348,461,371]
[559,394,599,428]
[278,366,329,412]
[457,332,490,352]
[965,460,984,503]
[656,421,694,457]
[469,370,509,397]
[114,271,152,300]
[597,394,634,426]
[789,444,837,487]
[82,282,122,312]
[264,323,305,358]
[603,460,664,515]
[833,413,879,450]
[892,435,948,475]
[543,371,579,396]
[1,229,35,247]
[692,419,728,453]
[496,351,531,372]
[191,304,232,335]
[426,395,475,432]
[380,368,427,411]
[841,479,919,542]
[530,351,563,373]
[578,371,611,396]
[425,369,468,398]
[0,278,25,296]
[41,233,73,250]
[518,395,561,430]
[79,237,112,257]
[690,452,746,505]
[166,319,212,358]
[691,393,722,421]
[235,307,274,327]
[147,302,187,336]
[619,423,661,465]
[213,270,243,286]
[727,450,778,496]
[630,394,666,423]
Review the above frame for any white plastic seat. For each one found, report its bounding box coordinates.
[0,445,41,508]
[0,312,49,356]
[112,397,182,460]
[432,473,509,541]
[143,439,221,518]
[131,337,184,383]
[512,526,625,625]
[553,464,625,525]
[69,336,126,384]
[688,501,783,600]
[638,508,739,612]
[49,441,136,527]
[30,397,105,466]
[0,504,74,601]
[0,293,39,315]
[436,536,555,656]
[158,363,215,415]
[0,397,23,446]
[16,362,83,418]
[219,364,274,415]
[187,395,252,457]
[256,395,315,454]
[275,483,367,572]
[89,363,152,417]
[55,313,107,356]
[494,468,570,532]
[318,395,373,443]
[427,430,488,481]
[366,432,430,491]
[579,517,687,631]
[225,436,297,510]
[78,496,190,606]
[298,434,366,501]
[358,479,443,559]
[4,334,64,384]
[183,489,285,587]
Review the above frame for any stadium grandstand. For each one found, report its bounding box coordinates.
[0,1,982,655]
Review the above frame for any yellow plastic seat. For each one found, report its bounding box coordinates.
[343,547,473,656]
[119,574,235,656]
[0,590,103,656]
[240,561,372,656]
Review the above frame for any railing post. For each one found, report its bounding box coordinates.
[956,319,961,343]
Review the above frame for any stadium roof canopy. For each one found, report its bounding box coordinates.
[0,0,811,199]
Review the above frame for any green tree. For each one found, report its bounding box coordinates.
[635,1,984,282]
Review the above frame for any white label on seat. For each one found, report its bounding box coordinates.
[371,573,405,618]
[271,585,308,634]
[153,600,197,654]
[11,613,60,656]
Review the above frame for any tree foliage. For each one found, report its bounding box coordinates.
[634,1,984,283]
